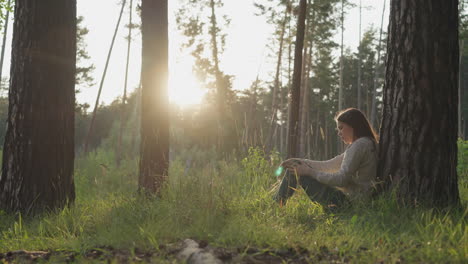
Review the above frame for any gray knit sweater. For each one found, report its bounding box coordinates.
[284,137,378,201]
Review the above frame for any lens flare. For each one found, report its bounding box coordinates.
[275,166,284,177]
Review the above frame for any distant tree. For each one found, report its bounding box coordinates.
[378,0,460,207]
[0,0,11,29]
[255,0,291,154]
[176,0,234,153]
[0,0,76,214]
[138,0,169,194]
[75,16,95,90]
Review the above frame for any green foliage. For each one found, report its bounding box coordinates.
[0,143,467,262]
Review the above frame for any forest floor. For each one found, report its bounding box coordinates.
[0,241,351,263]
[0,143,467,263]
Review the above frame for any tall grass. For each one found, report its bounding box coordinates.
[0,142,466,262]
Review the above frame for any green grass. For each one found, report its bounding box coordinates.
[0,143,467,263]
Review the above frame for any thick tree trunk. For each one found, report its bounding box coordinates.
[139,0,169,194]
[378,0,460,207]
[0,0,76,214]
[287,0,307,159]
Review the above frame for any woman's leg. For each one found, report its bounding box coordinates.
[298,176,347,207]
[273,170,299,204]
[274,169,347,207]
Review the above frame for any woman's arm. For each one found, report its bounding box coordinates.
[313,138,369,187]
[302,154,344,172]
[280,153,344,176]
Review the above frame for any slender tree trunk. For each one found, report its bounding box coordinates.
[0,0,76,214]
[139,0,169,194]
[285,12,293,157]
[209,0,226,152]
[117,0,133,166]
[357,0,362,110]
[338,0,344,112]
[84,0,126,153]
[371,0,386,128]
[459,40,464,138]
[378,0,460,207]
[298,22,309,157]
[287,0,307,159]
[266,3,289,153]
[314,108,320,157]
[0,0,11,81]
[324,116,328,158]
[299,4,315,158]
[337,0,345,153]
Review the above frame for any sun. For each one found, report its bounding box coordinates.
[168,69,206,108]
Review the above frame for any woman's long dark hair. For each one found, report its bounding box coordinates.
[335,108,379,143]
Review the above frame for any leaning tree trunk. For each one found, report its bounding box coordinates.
[0,0,76,214]
[287,0,307,159]
[266,3,289,154]
[378,0,460,207]
[139,0,169,194]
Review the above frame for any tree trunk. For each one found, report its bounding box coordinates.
[117,0,134,166]
[84,0,126,153]
[459,40,464,138]
[371,0,387,129]
[357,0,362,110]
[298,22,309,158]
[0,0,76,214]
[0,0,11,81]
[209,0,226,152]
[139,0,169,194]
[378,0,460,207]
[266,3,289,154]
[287,0,307,159]
[299,5,315,158]
[338,0,344,112]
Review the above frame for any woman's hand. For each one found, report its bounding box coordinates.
[280,158,316,177]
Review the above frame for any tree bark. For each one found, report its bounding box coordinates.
[287,0,307,159]
[378,0,460,207]
[0,0,76,214]
[139,0,169,194]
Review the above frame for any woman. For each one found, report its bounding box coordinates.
[273,108,379,207]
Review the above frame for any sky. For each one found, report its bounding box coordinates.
[0,0,390,108]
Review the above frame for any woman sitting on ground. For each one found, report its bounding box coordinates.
[274,108,379,207]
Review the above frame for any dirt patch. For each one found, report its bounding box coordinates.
[0,240,353,263]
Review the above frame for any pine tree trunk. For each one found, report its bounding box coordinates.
[371,0,386,128]
[139,0,169,194]
[357,0,362,110]
[266,3,289,154]
[209,0,227,152]
[378,0,460,207]
[0,0,76,214]
[117,0,134,166]
[298,23,309,158]
[287,0,307,159]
